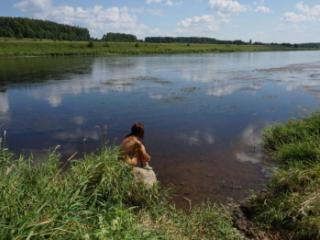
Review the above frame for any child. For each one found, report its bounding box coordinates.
[121,123,151,168]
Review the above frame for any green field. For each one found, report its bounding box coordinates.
[0,38,307,57]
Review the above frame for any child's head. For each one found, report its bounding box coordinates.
[130,122,145,139]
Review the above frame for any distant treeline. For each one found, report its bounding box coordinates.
[102,32,137,42]
[145,37,247,45]
[0,17,90,41]
[1,17,320,49]
[145,37,320,48]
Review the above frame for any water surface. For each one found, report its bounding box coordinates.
[1,51,320,206]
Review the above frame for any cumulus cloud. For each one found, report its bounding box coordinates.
[177,15,219,35]
[178,15,216,29]
[146,0,181,6]
[283,2,320,23]
[255,6,271,13]
[208,0,247,13]
[14,0,159,38]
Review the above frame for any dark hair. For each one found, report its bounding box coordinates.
[127,122,145,139]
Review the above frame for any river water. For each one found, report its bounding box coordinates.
[0,51,320,205]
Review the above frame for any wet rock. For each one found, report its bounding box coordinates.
[132,166,157,189]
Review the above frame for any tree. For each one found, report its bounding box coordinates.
[0,17,91,41]
[102,32,137,42]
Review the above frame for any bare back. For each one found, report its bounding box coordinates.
[120,136,151,167]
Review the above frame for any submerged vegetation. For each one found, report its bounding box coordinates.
[247,113,320,239]
[0,146,243,239]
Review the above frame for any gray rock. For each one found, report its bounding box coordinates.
[132,165,157,189]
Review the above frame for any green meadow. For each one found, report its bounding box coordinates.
[0,38,302,57]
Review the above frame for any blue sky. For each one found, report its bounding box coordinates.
[1,0,320,43]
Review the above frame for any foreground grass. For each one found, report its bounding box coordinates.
[247,113,320,239]
[0,147,243,240]
[0,38,304,57]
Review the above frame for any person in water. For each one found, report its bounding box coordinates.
[121,123,151,168]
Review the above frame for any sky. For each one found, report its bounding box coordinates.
[1,0,320,43]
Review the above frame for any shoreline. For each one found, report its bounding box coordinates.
[0,113,319,239]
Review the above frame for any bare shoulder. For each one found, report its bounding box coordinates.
[121,136,142,150]
[121,136,140,145]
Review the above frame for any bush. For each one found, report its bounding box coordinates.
[87,41,94,48]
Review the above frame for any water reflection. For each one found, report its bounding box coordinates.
[0,92,9,114]
[234,124,263,165]
[0,91,9,125]
[177,130,215,146]
[0,51,320,204]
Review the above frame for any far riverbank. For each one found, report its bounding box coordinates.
[0,38,318,57]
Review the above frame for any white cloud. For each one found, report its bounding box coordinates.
[146,0,180,6]
[255,6,271,13]
[14,0,159,38]
[208,0,247,13]
[14,0,52,11]
[178,15,215,28]
[283,2,320,23]
[146,0,162,3]
[177,15,219,35]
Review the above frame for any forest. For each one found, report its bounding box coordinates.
[0,17,90,41]
[145,36,247,45]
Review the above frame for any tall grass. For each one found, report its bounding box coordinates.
[248,113,320,239]
[0,146,244,239]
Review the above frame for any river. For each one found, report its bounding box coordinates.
[0,51,320,206]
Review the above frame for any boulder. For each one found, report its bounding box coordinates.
[132,165,157,189]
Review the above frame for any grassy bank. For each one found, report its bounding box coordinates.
[245,113,320,239]
[1,114,320,239]
[0,146,244,239]
[0,38,307,57]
